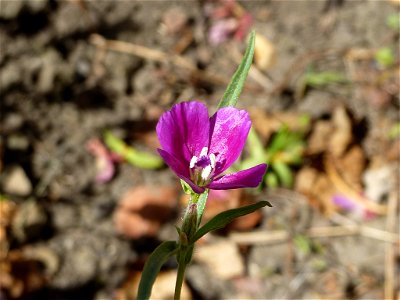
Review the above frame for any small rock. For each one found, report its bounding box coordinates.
[49,203,78,231]
[186,264,224,300]
[7,134,29,151]
[0,0,24,19]
[2,113,24,132]
[0,62,21,93]
[11,200,48,243]
[26,0,48,13]
[248,243,289,278]
[48,229,133,289]
[194,240,244,279]
[161,7,188,35]
[151,271,192,300]
[50,242,97,289]
[2,166,32,197]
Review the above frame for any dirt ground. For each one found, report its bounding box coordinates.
[1,1,399,299]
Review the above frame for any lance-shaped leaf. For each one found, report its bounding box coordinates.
[217,30,255,109]
[137,241,178,300]
[192,200,271,242]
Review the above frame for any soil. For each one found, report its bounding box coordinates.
[0,1,399,300]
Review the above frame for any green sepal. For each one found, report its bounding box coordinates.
[192,200,271,243]
[217,31,255,109]
[195,190,209,227]
[180,179,193,194]
[137,241,178,300]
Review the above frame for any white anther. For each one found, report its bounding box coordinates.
[201,165,212,180]
[209,153,216,169]
[199,147,208,157]
[189,156,198,169]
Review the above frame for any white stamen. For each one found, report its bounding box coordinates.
[189,156,198,169]
[209,153,216,169]
[199,147,208,157]
[201,165,212,180]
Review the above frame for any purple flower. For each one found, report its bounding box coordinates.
[156,101,267,194]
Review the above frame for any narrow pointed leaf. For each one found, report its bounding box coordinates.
[217,31,255,109]
[192,200,271,242]
[272,161,293,188]
[137,241,178,300]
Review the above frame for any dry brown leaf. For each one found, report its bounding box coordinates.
[329,106,352,157]
[254,33,276,71]
[295,167,319,195]
[386,0,400,5]
[249,109,309,142]
[307,120,334,154]
[0,199,16,258]
[336,146,366,189]
[0,250,47,298]
[312,174,337,216]
[114,185,177,239]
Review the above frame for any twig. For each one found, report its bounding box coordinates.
[229,224,398,245]
[384,190,398,299]
[89,33,196,70]
[325,155,387,215]
[88,34,261,92]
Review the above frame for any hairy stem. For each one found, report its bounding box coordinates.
[174,258,187,300]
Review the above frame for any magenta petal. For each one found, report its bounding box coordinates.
[156,101,210,164]
[207,164,267,190]
[208,107,251,174]
[157,149,205,194]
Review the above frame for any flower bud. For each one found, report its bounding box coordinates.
[181,203,198,241]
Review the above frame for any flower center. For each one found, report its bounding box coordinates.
[189,147,216,186]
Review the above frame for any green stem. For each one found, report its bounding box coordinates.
[174,258,187,300]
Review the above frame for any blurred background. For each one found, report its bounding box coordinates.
[0,0,399,299]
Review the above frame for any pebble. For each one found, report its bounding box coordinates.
[194,240,244,279]
[2,166,32,197]
[11,200,48,243]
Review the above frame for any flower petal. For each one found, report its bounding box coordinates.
[156,101,210,164]
[207,164,267,190]
[208,107,251,174]
[157,149,205,194]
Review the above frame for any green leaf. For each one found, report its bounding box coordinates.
[265,172,279,188]
[294,234,312,255]
[247,128,266,162]
[386,13,400,31]
[240,128,266,170]
[137,241,178,300]
[103,131,163,169]
[304,70,347,87]
[388,122,400,140]
[375,47,395,69]
[192,201,271,242]
[217,31,255,109]
[272,161,293,188]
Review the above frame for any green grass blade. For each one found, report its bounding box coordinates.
[217,31,255,109]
